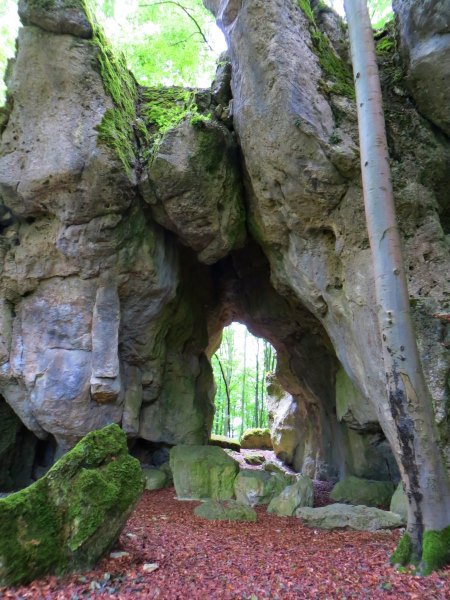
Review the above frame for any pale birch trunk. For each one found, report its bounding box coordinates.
[344,0,450,572]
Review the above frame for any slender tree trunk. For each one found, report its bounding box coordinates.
[254,338,260,428]
[240,329,247,437]
[344,0,450,571]
[214,354,231,437]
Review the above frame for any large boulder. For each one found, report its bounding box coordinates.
[170,445,239,500]
[194,499,257,521]
[390,482,408,521]
[330,476,395,508]
[208,434,241,451]
[296,504,405,531]
[240,428,272,450]
[0,424,144,587]
[267,475,314,517]
[234,468,294,506]
[142,466,167,490]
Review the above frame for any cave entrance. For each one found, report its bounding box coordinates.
[211,323,276,441]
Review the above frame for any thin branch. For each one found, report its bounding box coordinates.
[139,1,214,51]
[169,31,199,47]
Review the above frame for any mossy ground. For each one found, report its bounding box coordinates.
[0,424,144,587]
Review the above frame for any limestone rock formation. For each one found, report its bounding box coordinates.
[330,476,395,508]
[267,475,314,517]
[0,0,448,499]
[170,445,239,500]
[296,504,405,531]
[240,428,272,450]
[393,0,450,136]
[234,469,295,506]
[0,424,144,587]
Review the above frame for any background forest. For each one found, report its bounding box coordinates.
[0,0,393,103]
[212,324,276,439]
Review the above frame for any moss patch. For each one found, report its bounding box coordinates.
[391,531,413,566]
[421,526,450,575]
[0,424,144,587]
[297,0,354,98]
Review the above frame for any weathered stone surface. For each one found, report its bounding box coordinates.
[170,445,239,500]
[234,468,295,506]
[330,476,395,508]
[142,466,167,490]
[390,482,408,521]
[393,0,450,136]
[209,434,241,451]
[244,453,266,466]
[18,0,93,38]
[141,118,245,265]
[267,475,314,517]
[0,424,144,587]
[296,504,404,531]
[194,499,257,521]
[240,428,272,450]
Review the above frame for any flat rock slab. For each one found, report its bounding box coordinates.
[194,500,257,522]
[296,503,405,531]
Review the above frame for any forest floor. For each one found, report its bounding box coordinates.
[2,485,450,600]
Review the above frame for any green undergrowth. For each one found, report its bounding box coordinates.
[297,0,354,98]
[391,527,450,575]
[375,22,404,88]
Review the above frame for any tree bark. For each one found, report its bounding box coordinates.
[344,0,450,571]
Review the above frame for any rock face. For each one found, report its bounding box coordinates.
[170,445,239,500]
[393,0,450,136]
[296,504,405,531]
[0,0,449,495]
[0,424,144,587]
[330,476,395,509]
[267,475,314,517]
[234,469,295,506]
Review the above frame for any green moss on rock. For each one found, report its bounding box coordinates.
[208,434,241,452]
[170,445,239,500]
[0,424,144,587]
[240,428,272,450]
[330,476,394,508]
[297,0,354,98]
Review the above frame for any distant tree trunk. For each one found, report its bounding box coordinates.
[345,0,450,573]
[214,354,231,437]
[254,338,259,428]
[240,329,247,437]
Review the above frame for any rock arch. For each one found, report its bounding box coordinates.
[0,0,448,499]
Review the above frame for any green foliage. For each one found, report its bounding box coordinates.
[212,324,276,439]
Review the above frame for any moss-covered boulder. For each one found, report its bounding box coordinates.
[296,504,404,531]
[240,428,273,450]
[0,424,144,587]
[142,466,167,490]
[208,434,241,452]
[194,499,257,522]
[170,445,239,500]
[330,476,395,508]
[267,475,314,517]
[234,469,295,506]
[244,453,266,466]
